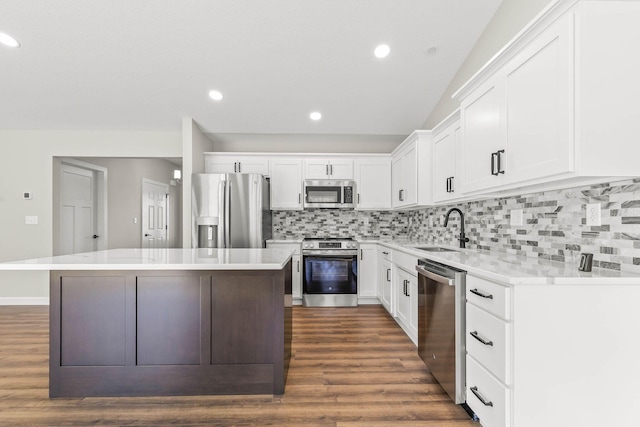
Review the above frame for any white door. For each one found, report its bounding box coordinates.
[60,164,98,255]
[142,179,169,248]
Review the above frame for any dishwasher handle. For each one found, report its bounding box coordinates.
[415,265,454,286]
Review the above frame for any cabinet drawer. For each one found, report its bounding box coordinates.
[393,250,417,273]
[466,304,511,385]
[466,275,511,320]
[378,246,392,262]
[466,355,510,427]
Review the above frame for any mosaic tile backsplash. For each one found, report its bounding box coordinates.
[273,178,640,273]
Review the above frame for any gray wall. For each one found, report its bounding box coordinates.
[423,0,554,128]
[208,133,404,154]
[0,130,181,300]
[71,158,182,249]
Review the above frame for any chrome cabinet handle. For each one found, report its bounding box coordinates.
[406,280,410,297]
[386,269,390,282]
[92,234,100,239]
[357,193,360,204]
[298,193,301,204]
[449,177,454,193]
[330,164,333,175]
[496,149,505,174]
[234,162,237,173]
[360,249,363,260]
[382,251,389,255]
[470,288,494,299]
[470,386,493,407]
[326,164,329,176]
[470,331,494,346]
[297,260,300,272]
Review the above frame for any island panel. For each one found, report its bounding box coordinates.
[50,263,291,397]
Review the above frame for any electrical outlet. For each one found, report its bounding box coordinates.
[363,217,369,226]
[510,209,524,226]
[428,215,433,228]
[586,203,601,226]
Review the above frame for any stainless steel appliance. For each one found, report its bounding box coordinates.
[191,173,272,248]
[416,258,466,404]
[302,237,358,307]
[303,180,356,209]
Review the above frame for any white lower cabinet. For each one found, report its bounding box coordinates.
[357,243,378,300]
[392,249,418,345]
[378,247,393,314]
[466,274,640,427]
[266,242,302,302]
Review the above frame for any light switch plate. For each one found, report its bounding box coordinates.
[510,209,524,226]
[25,215,38,225]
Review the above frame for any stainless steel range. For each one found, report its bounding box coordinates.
[302,237,358,307]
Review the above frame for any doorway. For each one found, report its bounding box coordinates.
[57,159,108,255]
[141,178,169,248]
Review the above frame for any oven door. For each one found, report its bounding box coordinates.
[303,254,357,295]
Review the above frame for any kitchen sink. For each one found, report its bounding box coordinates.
[414,246,459,253]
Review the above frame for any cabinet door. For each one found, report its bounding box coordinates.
[408,274,418,339]
[303,159,330,179]
[292,254,302,299]
[270,159,303,210]
[433,127,457,202]
[235,157,270,175]
[355,158,391,210]
[328,159,354,180]
[357,244,378,298]
[504,13,574,184]
[395,268,411,324]
[205,156,269,175]
[379,258,392,314]
[391,143,417,208]
[460,80,505,193]
[205,157,236,174]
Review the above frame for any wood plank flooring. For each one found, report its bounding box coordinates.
[0,305,476,426]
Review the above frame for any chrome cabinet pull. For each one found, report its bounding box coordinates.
[386,269,391,282]
[357,193,360,204]
[297,260,300,272]
[382,251,389,255]
[330,164,333,175]
[450,176,454,193]
[491,152,498,176]
[470,288,493,299]
[470,331,493,346]
[470,386,493,407]
[234,162,237,173]
[326,164,329,176]
[360,249,363,260]
[298,193,301,204]
[406,280,410,297]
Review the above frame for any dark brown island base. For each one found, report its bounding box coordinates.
[49,264,292,397]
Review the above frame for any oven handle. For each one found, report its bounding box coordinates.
[303,250,358,257]
[415,265,454,286]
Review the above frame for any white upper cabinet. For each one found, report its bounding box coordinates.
[454,0,640,195]
[432,112,462,203]
[269,158,303,210]
[204,154,270,175]
[391,131,432,209]
[354,157,391,210]
[303,158,353,180]
[458,12,574,194]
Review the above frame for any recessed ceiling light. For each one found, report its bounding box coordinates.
[426,46,439,56]
[310,112,322,121]
[0,32,20,48]
[208,90,223,101]
[374,44,390,59]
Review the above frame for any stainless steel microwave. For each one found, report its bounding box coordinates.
[303,180,356,209]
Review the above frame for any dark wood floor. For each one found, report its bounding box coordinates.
[0,304,476,426]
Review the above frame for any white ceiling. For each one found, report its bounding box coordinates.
[0,0,502,136]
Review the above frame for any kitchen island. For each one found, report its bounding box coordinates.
[1,248,293,398]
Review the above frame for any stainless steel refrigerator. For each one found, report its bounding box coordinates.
[191,173,272,248]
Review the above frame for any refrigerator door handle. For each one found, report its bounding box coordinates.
[225,180,231,247]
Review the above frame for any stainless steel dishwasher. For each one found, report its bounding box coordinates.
[416,258,467,404]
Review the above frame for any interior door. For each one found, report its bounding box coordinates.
[142,179,169,248]
[60,164,97,255]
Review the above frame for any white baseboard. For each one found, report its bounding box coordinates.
[0,297,49,306]
[357,297,382,305]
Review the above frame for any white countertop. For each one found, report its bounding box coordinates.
[370,239,640,286]
[0,248,293,271]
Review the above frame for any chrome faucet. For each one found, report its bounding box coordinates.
[444,208,470,248]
